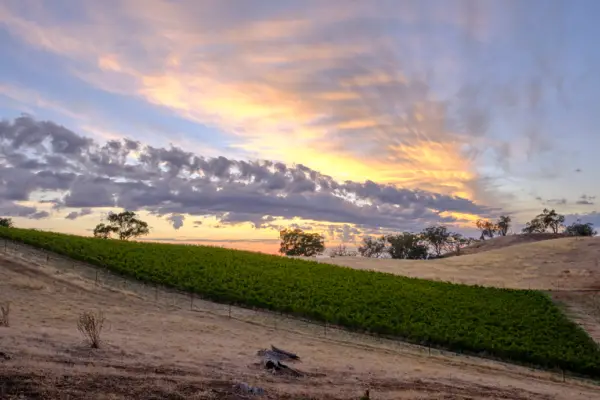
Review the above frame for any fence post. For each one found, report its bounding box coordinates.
[155,285,158,301]
[95,270,98,285]
[324,321,327,337]
[228,304,231,318]
[190,292,194,311]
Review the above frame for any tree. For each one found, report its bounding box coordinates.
[386,233,429,259]
[421,225,451,257]
[496,215,511,236]
[329,244,357,257]
[357,235,387,258]
[565,220,597,237]
[523,209,565,234]
[522,217,546,234]
[475,219,497,240]
[0,218,14,228]
[540,208,565,233]
[93,211,150,240]
[279,228,325,256]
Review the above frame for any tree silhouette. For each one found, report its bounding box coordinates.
[93,211,150,240]
[279,228,325,256]
[496,215,511,236]
[0,218,14,228]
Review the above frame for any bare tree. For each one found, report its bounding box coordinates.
[329,244,357,257]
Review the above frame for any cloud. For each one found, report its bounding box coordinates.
[576,194,596,206]
[65,208,93,220]
[0,0,576,206]
[166,214,185,230]
[0,116,494,232]
[565,211,600,229]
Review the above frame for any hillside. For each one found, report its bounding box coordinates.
[3,242,599,399]
[1,227,600,380]
[450,233,568,256]
[316,236,600,291]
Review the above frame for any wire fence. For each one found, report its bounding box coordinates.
[1,238,597,386]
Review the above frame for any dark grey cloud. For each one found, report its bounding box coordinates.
[0,115,494,231]
[546,198,567,206]
[576,194,596,206]
[166,214,185,230]
[65,208,93,220]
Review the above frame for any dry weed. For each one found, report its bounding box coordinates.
[0,302,9,327]
[77,310,105,348]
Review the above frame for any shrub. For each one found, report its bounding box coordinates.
[0,302,10,327]
[77,311,105,348]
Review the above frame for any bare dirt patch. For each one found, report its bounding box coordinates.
[1,244,599,399]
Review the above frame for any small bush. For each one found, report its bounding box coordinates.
[77,311,105,348]
[0,302,9,327]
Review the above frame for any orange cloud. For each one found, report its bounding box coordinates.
[0,0,505,221]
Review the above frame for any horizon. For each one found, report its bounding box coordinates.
[1,0,599,254]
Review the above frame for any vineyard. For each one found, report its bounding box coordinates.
[2,227,600,378]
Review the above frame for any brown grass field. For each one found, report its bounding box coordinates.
[311,236,600,290]
[1,237,600,399]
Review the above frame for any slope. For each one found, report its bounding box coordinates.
[1,227,600,379]
[318,237,600,290]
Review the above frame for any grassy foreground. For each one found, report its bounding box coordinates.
[2,227,600,378]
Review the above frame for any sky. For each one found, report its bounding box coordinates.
[1,0,599,253]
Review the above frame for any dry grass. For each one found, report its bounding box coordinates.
[2,251,600,399]
[0,302,9,327]
[305,237,600,290]
[77,310,105,348]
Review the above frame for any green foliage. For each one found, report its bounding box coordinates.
[357,235,386,258]
[540,209,565,233]
[565,220,597,237]
[2,227,600,378]
[523,209,565,234]
[421,225,451,257]
[386,233,428,259]
[279,228,325,256]
[0,217,14,228]
[93,211,150,240]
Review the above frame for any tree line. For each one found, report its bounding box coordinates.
[279,208,597,258]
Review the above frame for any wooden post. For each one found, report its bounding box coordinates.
[95,270,98,285]
[190,292,194,310]
[228,304,232,318]
[46,254,50,264]
[324,321,327,336]
[155,285,158,301]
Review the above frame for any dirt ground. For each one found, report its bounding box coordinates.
[1,244,600,399]
[308,237,600,290]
